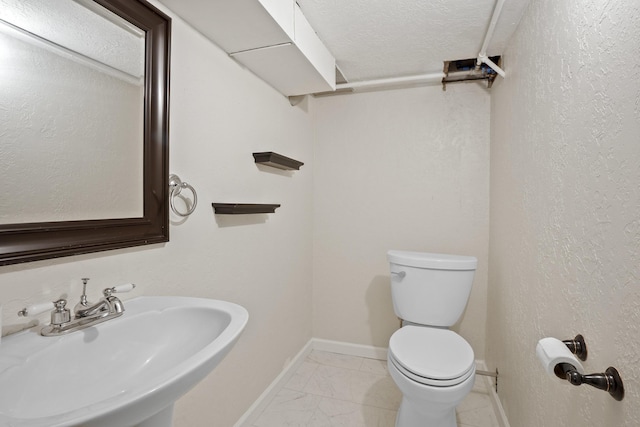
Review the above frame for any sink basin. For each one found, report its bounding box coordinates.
[0,296,249,427]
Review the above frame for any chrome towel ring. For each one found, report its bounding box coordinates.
[169,174,197,217]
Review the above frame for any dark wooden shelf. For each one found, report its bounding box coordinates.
[212,203,281,214]
[253,152,304,170]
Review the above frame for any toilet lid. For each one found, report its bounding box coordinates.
[389,326,475,384]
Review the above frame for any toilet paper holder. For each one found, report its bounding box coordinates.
[554,363,624,401]
[555,334,624,401]
[562,334,587,361]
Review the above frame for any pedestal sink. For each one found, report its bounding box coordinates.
[0,296,249,427]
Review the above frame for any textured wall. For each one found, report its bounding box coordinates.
[488,0,640,425]
[0,3,314,426]
[312,84,490,358]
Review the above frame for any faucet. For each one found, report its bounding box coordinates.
[18,279,136,336]
[73,278,126,319]
[75,284,129,319]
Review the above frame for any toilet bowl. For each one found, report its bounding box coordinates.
[388,325,475,427]
[387,250,477,427]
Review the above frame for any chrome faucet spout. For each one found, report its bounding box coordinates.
[75,299,112,318]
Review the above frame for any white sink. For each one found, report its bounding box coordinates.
[0,296,249,427]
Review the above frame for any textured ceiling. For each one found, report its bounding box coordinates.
[297,0,532,82]
[0,0,144,78]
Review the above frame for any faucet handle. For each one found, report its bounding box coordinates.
[18,301,55,317]
[103,283,136,296]
[51,299,71,326]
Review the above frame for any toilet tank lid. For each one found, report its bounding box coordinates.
[387,250,477,270]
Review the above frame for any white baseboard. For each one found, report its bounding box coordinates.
[311,338,389,360]
[235,339,510,427]
[233,338,384,427]
[233,340,314,427]
[477,361,510,427]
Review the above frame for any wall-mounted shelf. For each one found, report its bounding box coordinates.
[212,203,281,214]
[253,152,304,170]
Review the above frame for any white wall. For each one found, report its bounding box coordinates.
[312,84,490,357]
[0,5,314,426]
[488,0,640,425]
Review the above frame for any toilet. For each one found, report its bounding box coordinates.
[387,250,477,427]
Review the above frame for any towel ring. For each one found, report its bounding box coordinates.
[169,174,197,217]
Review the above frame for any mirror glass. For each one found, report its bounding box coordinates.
[0,0,170,266]
[0,0,145,224]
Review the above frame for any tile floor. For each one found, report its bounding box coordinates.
[251,350,499,427]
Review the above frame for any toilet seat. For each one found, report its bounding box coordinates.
[389,326,475,387]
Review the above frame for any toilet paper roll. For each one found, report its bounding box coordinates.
[536,337,584,378]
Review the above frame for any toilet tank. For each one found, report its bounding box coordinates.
[387,250,477,327]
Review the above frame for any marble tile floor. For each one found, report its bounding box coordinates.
[251,350,499,427]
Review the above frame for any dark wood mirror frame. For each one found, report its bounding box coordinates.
[0,0,171,266]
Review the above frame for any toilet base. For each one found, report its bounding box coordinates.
[395,397,457,427]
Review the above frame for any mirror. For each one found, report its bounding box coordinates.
[0,0,146,224]
[0,0,170,266]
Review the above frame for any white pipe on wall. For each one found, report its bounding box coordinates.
[479,54,506,78]
[319,0,509,94]
[477,0,507,78]
[335,72,445,91]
